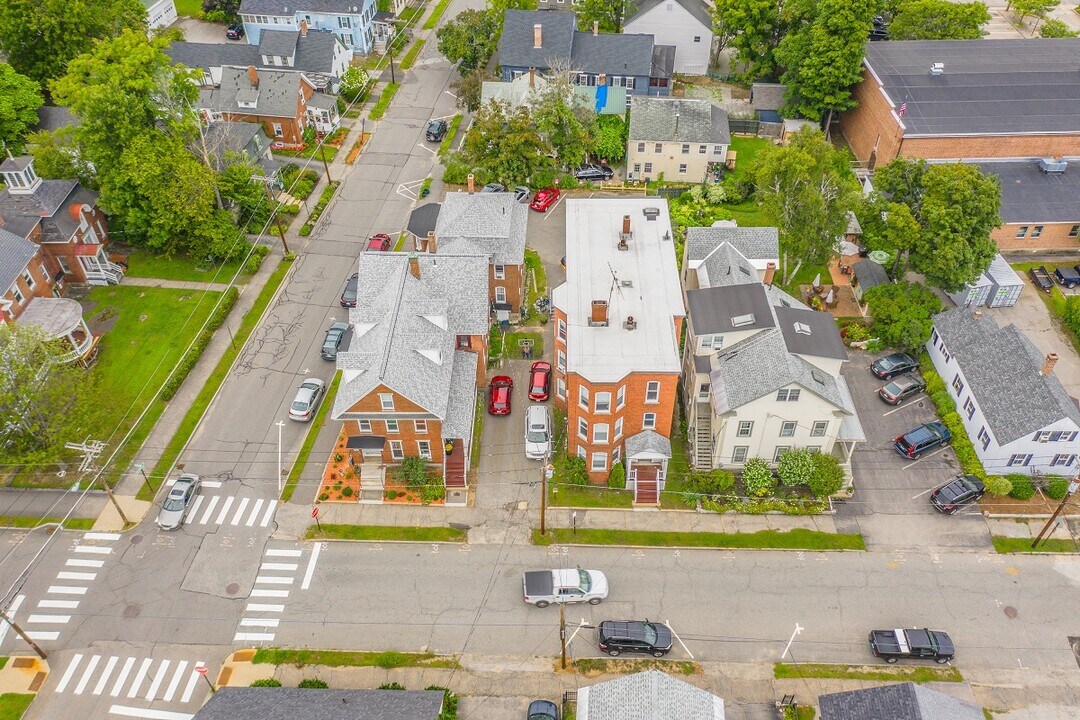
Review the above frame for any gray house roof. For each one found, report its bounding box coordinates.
[434,192,528,266]
[775,306,848,360]
[976,160,1080,224]
[0,228,39,293]
[687,284,775,334]
[259,29,300,57]
[168,31,344,77]
[863,39,1080,137]
[933,307,1080,445]
[625,429,672,459]
[34,106,77,132]
[626,0,713,29]
[199,67,313,118]
[0,167,97,245]
[750,83,785,111]
[687,226,780,263]
[572,30,653,77]
[408,203,441,239]
[498,10,576,70]
[697,242,760,289]
[192,687,444,720]
[853,259,888,289]
[630,96,730,145]
[578,670,724,720]
[167,41,255,70]
[819,682,983,720]
[239,0,366,14]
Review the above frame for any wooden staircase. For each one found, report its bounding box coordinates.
[445,440,466,488]
[633,465,660,505]
[693,401,713,469]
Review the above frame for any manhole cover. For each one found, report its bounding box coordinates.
[130,535,144,545]
[1003,606,1018,619]
[122,604,141,619]
[225,582,240,596]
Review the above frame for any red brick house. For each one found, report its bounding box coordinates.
[551,199,686,502]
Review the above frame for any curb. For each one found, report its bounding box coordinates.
[533,541,866,553]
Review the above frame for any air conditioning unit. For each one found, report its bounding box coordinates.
[624,316,637,330]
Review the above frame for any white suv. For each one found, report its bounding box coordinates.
[524,405,551,460]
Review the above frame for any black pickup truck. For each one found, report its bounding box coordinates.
[1055,265,1080,289]
[869,628,954,663]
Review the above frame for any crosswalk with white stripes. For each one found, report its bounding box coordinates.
[54,653,208,719]
[184,493,277,529]
[233,543,321,644]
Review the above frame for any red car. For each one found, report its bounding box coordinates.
[528,361,552,401]
[366,233,392,251]
[488,376,513,415]
[529,187,560,212]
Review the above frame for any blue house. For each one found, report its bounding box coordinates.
[497,10,673,107]
[239,0,378,54]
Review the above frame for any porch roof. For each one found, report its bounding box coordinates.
[74,243,102,256]
[346,435,385,450]
[19,297,84,337]
[625,430,672,459]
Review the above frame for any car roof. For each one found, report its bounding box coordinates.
[526,405,548,423]
[491,376,512,384]
[891,373,921,387]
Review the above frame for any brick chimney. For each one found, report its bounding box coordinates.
[408,253,421,280]
[529,67,535,88]
[1041,352,1059,376]
[533,23,542,49]
[300,19,308,37]
[247,65,259,87]
[467,173,475,193]
[593,20,599,36]
[622,215,631,234]
[764,262,776,287]
[426,230,437,254]
[591,300,608,326]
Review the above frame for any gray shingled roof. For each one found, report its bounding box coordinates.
[933,307,1080,445]
[166,41,255,70]
[498,10,575,70]
[626,0,713,28]
[697,242,760,289]
[239,0,367,14]
[818,682,983,720]
[750,83,785,111]
[863,39,1080,137]
[572,31,653,77]
[579,670,723,720]
[687,284,775,334]
[192,687,444,720]
[0,168,95,245]
[687,226,779,263]
[630,96,730,144]
[169,31,343,76]
[408,203,441,239]
[199,67,311,118]
[775,306,848,361]
[853,259,888,289]
[0,228,39,293]
[434,192,528,265]
[202,121,267,170]
[333,253,489,421]
[259,29,299,57]
[976,160,1080,224]
[625,430,673,459]
[0,157,33,173]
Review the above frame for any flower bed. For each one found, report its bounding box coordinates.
[317,429,361,502]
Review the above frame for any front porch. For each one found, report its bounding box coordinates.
[76,243,124,286]
[625,430,673,506]
[20,297,100,366]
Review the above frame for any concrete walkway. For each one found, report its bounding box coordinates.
[122,276,235,293]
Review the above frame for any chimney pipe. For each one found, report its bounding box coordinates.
[591,300,608,326]
[764,262,776,287]
[622,215,631,234]
[529,67,535,88]
[1042,352,1059,376]
[426,230,437,254]
[467,173,475,193]
[247,65,259,87]
[533,23,542,49]
[408,253,421,280]
[593,20,598,36]
[300,19,308,36]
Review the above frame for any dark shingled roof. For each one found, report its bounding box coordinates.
[629,96,730,144]
[0,228,40,293]
[167,31,344,76]
[239,0,367,14]
[258,29,299,57]
[775,306,848,360]
[408,203,441,238]
[853,259,888,289]
[0,167,99,245]
[192,687,444,720]
[572,31,654,77]
[863,39,1080,137]
[686,283,775,335]
[34,106,77,132]
[819,682,984,720]
[975,160,1080,224]
[498,10,575,70]
[626,0,713,28]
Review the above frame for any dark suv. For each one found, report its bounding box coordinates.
[930,474,985,513]
[597,619,673,657]
[894,421,951,460]
[425,119,448,142]
[573,163,614,181]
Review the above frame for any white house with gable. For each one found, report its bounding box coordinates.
[622,0,714,75]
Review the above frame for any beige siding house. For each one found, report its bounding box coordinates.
[626,96,730,183]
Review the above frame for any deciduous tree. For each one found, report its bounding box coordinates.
[591,114,627,164]
[888,0,989,40]
[450,70,495,112]
[865,281,943,350]
[1039,18,1078,36]
[0,62,43,153]
[532,79,595,166]
[575,0,637,32]
[461,101,552,184]
[712,0,792,81]
[436,9,500,72]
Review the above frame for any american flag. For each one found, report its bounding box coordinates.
[898,101,907,117]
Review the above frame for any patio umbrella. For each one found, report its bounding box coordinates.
[812,273,822,288]
[824,287,835,304]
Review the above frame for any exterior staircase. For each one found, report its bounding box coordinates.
[445,440,466,488]
[358,462,386,503]
[693,401,713,469]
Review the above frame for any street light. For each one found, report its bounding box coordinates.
[276,421,285,498]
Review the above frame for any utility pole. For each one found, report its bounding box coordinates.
[0,609,47,659]
[389,47,396,84]
[540,452,551,536]
[559,603,568,669]
[66,439,129,526]
[257,179,290,255]
[1032,478,1079,549]
[319,144,334,184]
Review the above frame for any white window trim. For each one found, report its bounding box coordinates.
[591,452,607,471]
[595,392,611,413]
[417,440,432,459]
[389,440,404,460]
[594,423,609,444]
[385,419,399,434]
[643,412,656,430]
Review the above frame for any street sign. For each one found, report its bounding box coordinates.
[311,507,320,518]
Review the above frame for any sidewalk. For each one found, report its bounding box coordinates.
[122,277,235,293]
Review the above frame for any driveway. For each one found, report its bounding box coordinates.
[174,16,234,44]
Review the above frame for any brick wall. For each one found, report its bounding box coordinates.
[902,135,1080,161]
[840,68,901,168]
[490,262,523,313]
[2,248,58,324]
[993,222,1080,251]
[342,412,446,466]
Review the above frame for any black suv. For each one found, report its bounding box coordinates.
[226,24,245,40]
[870,352,918,379]
[1054,265,1080,289]
[894,421,951,460]
[597,619,673,657]
[425,119,448,142]
[931,474,985,513]
[573,163,614,181]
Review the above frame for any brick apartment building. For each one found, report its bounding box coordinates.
[332,253,489,505]
[551,199,685,503]
[841,39,1080,169]
[975,160,1080,251]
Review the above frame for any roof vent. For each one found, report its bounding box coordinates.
[929,62,944,76]
[1040,157,1067,174]
[620,279,633,287]
[624,316,637,330]
[731,313,755,328]
[811,368,826,385]
[794,322,812,335]
[643,207,660,221]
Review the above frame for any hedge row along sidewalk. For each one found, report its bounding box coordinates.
[532,528,866,551]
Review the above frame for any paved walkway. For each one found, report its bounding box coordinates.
[121,276,235,293]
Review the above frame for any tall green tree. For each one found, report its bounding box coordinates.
[775,0,876,126]
[591,114,627,164]
[864,281,942,350]
[575,0,637,33]
[0,0,147,87]
[461,101,551,185]
[532,80,595,166]
[888,0,989,40]
[1040,18,1079,36]
[754,127,860,283]
[436,9,500,72]
[25,126,85,181]
[1010,0,1058,24]
[0,62,43,153]
[712,0,792,81]
[451,70,496,112]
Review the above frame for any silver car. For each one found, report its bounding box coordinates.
[157,473,201,530]
[524,404,551,460]
[289,377,326,422]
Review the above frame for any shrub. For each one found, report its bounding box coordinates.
[1007,473,1036,500]
[298,678,328,688]
[160,286,239,400]
[420,484,445,504]
[426,686,458,720]
[249,678,281,687]
[397,456,430,487]
[379,682,406,690]
[607,462,626,489]
[341,485,354,497]
[299,224,312,236]
[705,183,726,203]
[1045,475,1070,500]
[930,391,954,412]
[242,243,271,275]
[742,458,776,498]
[983,475,1012,497]
[385,489,399,500]
[807,453,845,498]
[687,468,735,496]
[564,456,589,486]
[318,492,329,501]
[776,448,815,487]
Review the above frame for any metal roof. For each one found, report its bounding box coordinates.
[976,160,1080,224]
[629,96,730,145]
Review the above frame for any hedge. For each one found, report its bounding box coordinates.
[1006,473,1036,501]
[161,286,239,401]
[1045,475,1070,500]
[920,359,987,479]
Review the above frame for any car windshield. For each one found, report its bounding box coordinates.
[883,381,901,395]
[643,621,657,645]
[163,495,185,511]
[527,428,548,443]
[879,356,900,369]
[578,569,591,591]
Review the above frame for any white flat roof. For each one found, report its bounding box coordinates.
[551,198,685,382]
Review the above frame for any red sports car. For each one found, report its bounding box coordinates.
[488,376,513,415]
[529,187,560,212]
[528,361,552,401]
[366,233,392,251]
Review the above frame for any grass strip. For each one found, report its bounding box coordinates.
[423,0,453,29]
[568,658,698,676]
[533,528,865,550]
[305,524,466,542]
[0,658,7,670]
[774,662,962,683]
[0,694,34,720]
[368,83,399,121]
[141,259,293,501]
[398,39,425,70]
[992,536,1077,554]
[252,648,459,669]
[438,114,463,156]
[0,517,95,530]
[281,371,341,502]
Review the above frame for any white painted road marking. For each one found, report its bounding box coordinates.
[66,558,104,568]
[126,658,154,698]
[265,549,302,557]
[25,631,59,640]
[144,659,171,701]
[0,594,23,645]
[198,496,220,524]
[110,657,137,697]
[37,599,78,609]
[55,653,84,693]
[260,501,277,527]
[83,532,121,541]
[254,576,293,585]
[214,496,235,525]
[179,662,205,703]
[27,614,70,624]
[245,499,265,526]
[250,588,290,598]
[74,545,112,555]
[260,563,298,571]
[230,498,250,526]
[233,632,275,642]
[74,654,101,694]
[666,620,695,660]
[301,542,322,590]
[92,656,119,695]
[900,446,947,469]
[188,495,204,521]
[57,571,96,581]
[162,660,188,702]
[48,586,88,595]
[245,603,285,612]
[239,618,280,628]
[108,705,194,720]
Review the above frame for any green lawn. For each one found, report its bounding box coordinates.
[423,0,454,29]
[252,648,459,669]
[305,524,467,542]
[534,527,866,550]
[369,83,400,121]
[282,372,341,502]
[0,516,94,530]
[470,392,484,470]
[725,199,766,227]
[524,248,547,312]
[774,662,962,683]
[992,536,1077,554]
[503,332,543,359]
[548,483,633,509]
[123,250,250,284]
[438,115,463,156]
[0,694,34,720]
[398,5,425,23]
[272,144,339,163]
[780,261,831,297]
[729,136,773,180]
[570,658,697,675]
[174,0,203,18]
[398,39,425,71]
